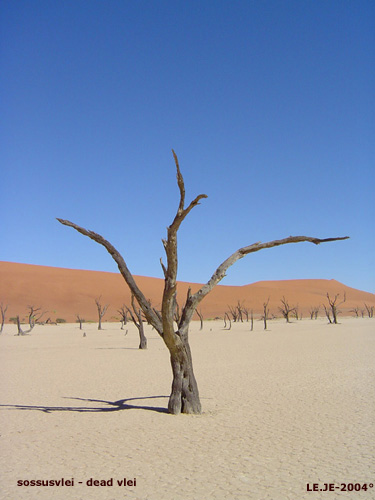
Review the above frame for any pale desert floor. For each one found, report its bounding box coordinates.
[0,318,374,500]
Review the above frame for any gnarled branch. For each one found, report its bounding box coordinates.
[179,235,349,330]
[56,218,163,335]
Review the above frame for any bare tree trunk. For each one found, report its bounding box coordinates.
[0,303,8,333]
[326,293,346,324]
[95,297,108,330]
[138,323,147,349]
[168,330,201,414]
[263,298,270,330]
[27,306,44,329]
[118,306,128,329]
[279,296,296,323]
[195,309,203,330]
[323,304,332,323]
[309,306,319,319]
[236,301,243,322]
[350,307,360,318]
[127,295,147,349]
[16,315,24,335]
[364,303,374,318]
[224,312,232,330]
[242,307,249,322]
[228,305,238,322]
[15,314,35,335]
[76,314,84,329]
[250,309,254,331]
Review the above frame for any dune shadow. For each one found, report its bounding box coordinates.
[0,395,169,414]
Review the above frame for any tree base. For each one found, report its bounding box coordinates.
[168,344,202,415]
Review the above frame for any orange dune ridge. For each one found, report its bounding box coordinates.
[0,261,374,323]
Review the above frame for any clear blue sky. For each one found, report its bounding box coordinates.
[1,0,374,293]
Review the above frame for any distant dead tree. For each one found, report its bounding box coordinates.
[57,150,348,414]
[364,303,374,318]
[325,292,346,324]
[117,305,128,329]
[15,311,37,335]
[262,298,270,330]
[126,295,147,349]
[195,309,204,330]
[250,309,254,331]
[95,297,109,330]
[227,302,248,325]
[44,317,57,325]
[278,296,296,323]
[223,311,232,330]
[27,306,45,329]
[0,303,8,333]
[350,306,360,318]
[236,301,244,322]
[323,304,333,324]
[76,314,85,329]
[309,306,320,320]
[227,304,239,322]
[16,315,25,335]
[241,305,250,322]
[295,307,302,320]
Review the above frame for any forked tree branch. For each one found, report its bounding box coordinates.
[179,235,349,330]
[56,218,163,335]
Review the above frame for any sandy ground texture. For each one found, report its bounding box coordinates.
[0,318,374,500]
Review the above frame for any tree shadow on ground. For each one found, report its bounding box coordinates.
[0,395,169,414]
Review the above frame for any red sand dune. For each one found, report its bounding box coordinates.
[0,261,374,323]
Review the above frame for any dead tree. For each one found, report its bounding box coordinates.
[309,306,319,320]
[278,296,296,323]
[241,305,250,322]
[117,305,128,329]
[16,315,25,335]
[224,311,232,330]
[323,304,333,323]
[195,309,204,330]
[95,297,108,330]
[227,305,239,322]
[236,301,244,322]
[250,309,254,331]
[325,292,346,324]
[262,297,270,330]
[57,150,348,414]
[364,303,374,318]
[76,314,85,329]
[15,313,35,335]
[350,307,360,318]
[27,306,44,329]
[0,303,8,333]
[126,295,147,349]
